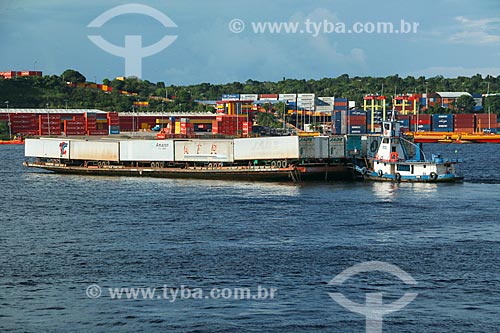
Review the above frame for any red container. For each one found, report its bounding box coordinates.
[260,94,278,99]
[454,127,474,133]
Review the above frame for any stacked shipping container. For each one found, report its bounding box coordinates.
[38,115,62,135]
[454,114,475,133]
[333,98,348,111]
[179,118,194,136]
[107,112,120,134]
[10,113,38,135]
[431,114,454,132]
[475,114,497,131]
[411,114,431,132]
[212,115,248,136]
[333,110,367,134]
[64,115,86,135]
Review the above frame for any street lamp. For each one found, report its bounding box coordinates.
[5,101,11,139]
[46,103,50,136]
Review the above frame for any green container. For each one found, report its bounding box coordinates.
[345,135,362,156]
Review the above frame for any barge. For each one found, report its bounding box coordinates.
[24,136,355,182]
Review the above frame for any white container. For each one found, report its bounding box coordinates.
[70,140,120,162]
[120,140,174,161]
[317,97,334,112]
[234,136,299,160]
[239,94,259,101]
[174,139,234,162]
[25,138,71,160]
[298,136,329,159]
[297,93,315,100]
[329,136,345,158]
[279,94,297,102]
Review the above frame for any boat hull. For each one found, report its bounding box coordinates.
[23,162,354,182]
[364,171,463,183]
[0,140,24,145]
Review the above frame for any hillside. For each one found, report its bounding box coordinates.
[1,69,500,114]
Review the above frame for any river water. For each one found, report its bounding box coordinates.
[0,143,499,332]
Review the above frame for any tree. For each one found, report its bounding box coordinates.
[256,112,280,128]
[484,96,500,115]
[61,69,86,83]
[455,95,476,113]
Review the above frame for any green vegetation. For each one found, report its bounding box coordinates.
[484,95,500,113]
[0,121,8,139]
[1,70,500,114]
[256,112,281,128]
[455,95,477,113]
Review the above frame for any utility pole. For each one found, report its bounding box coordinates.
[5,101,11,139]
[46,103,50,136]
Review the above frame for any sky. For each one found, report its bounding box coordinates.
[1,0,500,85]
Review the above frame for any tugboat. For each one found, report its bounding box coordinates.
[356,115,464,183]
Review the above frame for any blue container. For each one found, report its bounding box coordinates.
[348,110,367,116]
[348,126,366,134]
[474,106,483,111]
[335,98,348,102]
[109,126,120,135]
[334,105,348,111]
[222,94,240,100]
[416,124,431,131]
[398,119,410,127]
[334,123,342,134]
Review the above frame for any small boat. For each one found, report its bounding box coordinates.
[356,116,463,183]
[0,139,24,145]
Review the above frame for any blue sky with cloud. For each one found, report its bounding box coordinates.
[1,0,500,84]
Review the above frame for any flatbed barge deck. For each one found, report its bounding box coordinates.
[23,161,353,182]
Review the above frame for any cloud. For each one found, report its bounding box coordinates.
[449,16,500,44]
[159,7,370,84]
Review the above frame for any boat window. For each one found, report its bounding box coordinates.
[384,123,390,130]
[397,165,411,172]
[382,138,390,144]
[411,165,414,174]
[423,165,426,168]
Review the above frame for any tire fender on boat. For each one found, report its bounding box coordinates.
[360,167,367,175]
[430,172,438,181]
[395,173,401,183]
[378,170,383,177]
